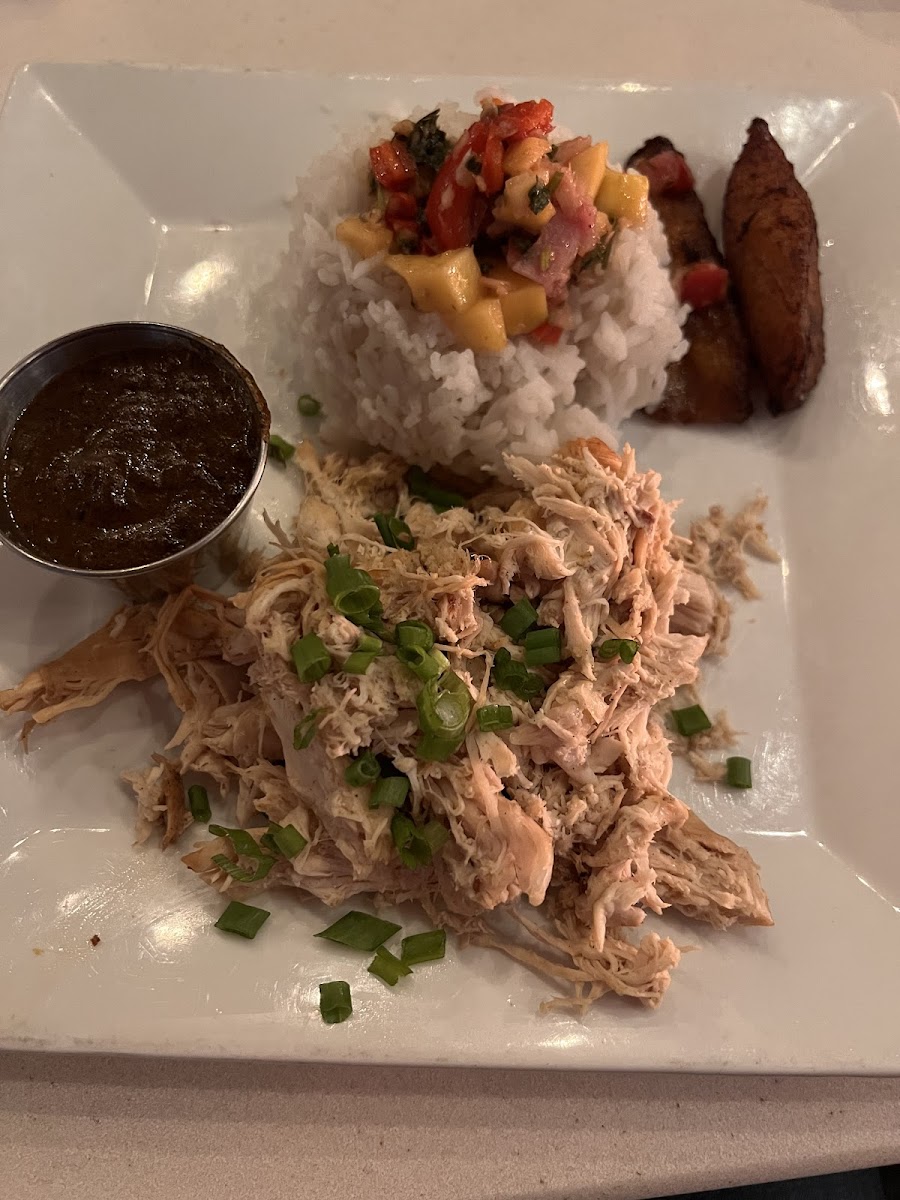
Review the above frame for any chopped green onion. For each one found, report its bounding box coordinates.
[396,620,435,651]
[370,774,410,810]
[726,756,752,789]
[268,434,295,464]
[401,929,446,965]
[297,392,321,416]
[406,466,467,513]
[491,647,546,702]
[368,945,413,987]
[397,644,443,682]
[523,627,563,667]
[260,822,308,859]
[293,709,322,749]
[319,980,352,1024]
[324,552,381,621]
[672,704,713,738]
[344,632,383,674]
[596,637,640,664]
[211,853,275,883]
[345,751,382,788]
[315,910,401,951]
[415,669,473,760]
[476,704,514,733]
[187,784,211,822]
[373,513,416,551]
[499,597,539,641]
[528,180,551,214]
[214,900,270,939]
[290,632,332,683]
[391,812,448,868]
[208,823,272,861]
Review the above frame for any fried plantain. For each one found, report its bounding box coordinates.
[628,137,752,424]
[722,118,824,414]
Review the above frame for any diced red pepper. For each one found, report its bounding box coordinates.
[493,99,555,142]
[384,192,418,229]
[679,262,729,308]
[529,321,563,346]
[425,123,489,251]
[369,139,417,191]
[637,149,695,197]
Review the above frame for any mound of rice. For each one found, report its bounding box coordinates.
[262,104,687,478]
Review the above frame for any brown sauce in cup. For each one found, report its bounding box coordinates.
[0,343,263,571]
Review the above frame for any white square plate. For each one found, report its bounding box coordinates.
[1,64,898,1072]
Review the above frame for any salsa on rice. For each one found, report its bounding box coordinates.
[336,97,654,353]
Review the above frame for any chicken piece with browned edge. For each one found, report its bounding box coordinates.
[627,136,752,425]
[723,118,824,413]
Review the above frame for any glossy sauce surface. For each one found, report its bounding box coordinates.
[1,344,262,570]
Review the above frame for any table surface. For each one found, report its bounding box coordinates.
[2,2,899,1198]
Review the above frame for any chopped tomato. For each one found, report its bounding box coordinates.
[425,123,489,250]
[481,133,505,195]
[679,262,729,308]
[638,149,694,196]
[369,139,417,191]
[529,321,563,346]
[493,99,554,142]
[384,192,418,229]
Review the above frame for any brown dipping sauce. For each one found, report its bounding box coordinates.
[0,343,264,571]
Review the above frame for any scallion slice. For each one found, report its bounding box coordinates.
[297,392,321,416]
[391,812,448,868]
[345,751,382,788]
[319,980,352,1024]
[596,637,640,664]
[373,513,416,551]
[499,597,539,641]
[344,632,383,674]
[415,669,472,761]
[476,704,514,733]
[406,465,466,513]
[211,853,275,883]
[492,647,546,702]
[187,784,211,822]
[214,900,270,939]
[397,644,443,682]
[370,774,410,810]
[523,627,563,667]
[293,709,322,749]
[324,552,381,621]
[268,434,295,464]
[315,910,402,951]
[261,822,308,859]
[395,620,435,651]
[368,945,412,987]
[401,929,446,965]
[290,632,332,683]
[672,704,713,738]
[208,823,271,861]
[726,756,752,789]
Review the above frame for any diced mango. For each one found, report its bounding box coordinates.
[570,141,608,200]
[594,168,649,225]
[502,137,551,177]
[384,248,482,315]
[443,295,508,353]
[335,216,392,259]
[486,264,549,337]
[493,173,555,234]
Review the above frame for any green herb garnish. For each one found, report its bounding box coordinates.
[476,704,514,733]
[374,512,416,551]
[406,466,467,513]
[187,784,211,822]
[215,900,271,939]
[499,597,539,641]
[726,756,752,789]
[401,929,446,965]
[406,109,450,170]
[523,627,563,667]
[297,393,321,417]
[293,709,322,749]
[345,751,382,788]
[319,980,352,1024]
[368,946,413,987]
[315,911,401,951]
[672,704,713,738]
[528,181,551,214]
[268,434,295,464]
[596,637,640,664]
[290,632,332,683]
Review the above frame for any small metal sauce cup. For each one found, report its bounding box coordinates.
[0,322,271,594]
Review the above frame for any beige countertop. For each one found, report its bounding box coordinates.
[2,2,899,1197]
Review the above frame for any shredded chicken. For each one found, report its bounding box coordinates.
[672,494,780,602]
[0,437,773,1011]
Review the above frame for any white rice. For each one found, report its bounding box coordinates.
[260,105,687,479]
